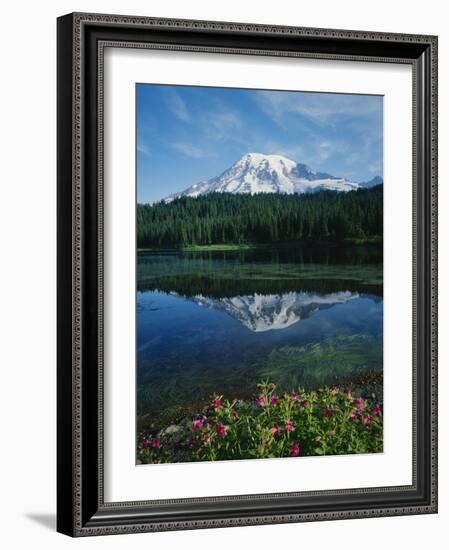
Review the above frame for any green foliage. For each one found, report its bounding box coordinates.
[137,186,383,248]
[137,381,383,463]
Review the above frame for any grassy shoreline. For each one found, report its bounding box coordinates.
[181,243,257,251]
[137,237,383,253]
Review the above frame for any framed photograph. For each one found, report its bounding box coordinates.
[57,12,438,536]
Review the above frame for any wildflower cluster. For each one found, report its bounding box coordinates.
[137,382,383,464]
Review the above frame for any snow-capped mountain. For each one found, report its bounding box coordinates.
[186,290,359,332]
[164,153,367,202]
[360,175,383,188]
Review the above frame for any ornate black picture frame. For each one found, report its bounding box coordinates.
[57,12,438,537]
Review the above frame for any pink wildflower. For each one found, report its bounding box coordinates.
[203,434,211,444]
[363,414,373,428]
[257,395,267,407]
[211,398,222,410]
[192,418,206,432]
[353,397,365,411]
[285,420,295,433]
[216,422,228,437]
[291,443,301,457]
[269,394,278,406]
[142,438,149,448]
[271,423,281,436]
[373,405,382,417]
[151,438,161,449]
[349,411,358,422]
[290,391,300,401]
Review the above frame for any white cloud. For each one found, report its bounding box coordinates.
[262,142,305,161]
[205,109,241,140]
[255,90,382,126]
[316,140,349,161]
[253,91,288,127]
[317,141,333,162]
[212,111,240,128]
[167,91,190,122]
[137,143,151,157]
[367,161,383,175]
[171,142,208,158]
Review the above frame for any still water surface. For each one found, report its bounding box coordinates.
[137,245,383,426]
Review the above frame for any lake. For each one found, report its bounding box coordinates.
[136,245,383,430]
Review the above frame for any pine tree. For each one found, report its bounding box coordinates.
[137,186,383,248]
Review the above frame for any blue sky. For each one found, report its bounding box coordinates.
[137,84,383,204]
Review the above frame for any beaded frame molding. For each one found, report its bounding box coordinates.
[57,12,438,537]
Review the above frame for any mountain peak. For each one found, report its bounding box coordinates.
[163,153,376,202]
[190,291,359,332]
[240,151,296,164]
[361,175,383,188]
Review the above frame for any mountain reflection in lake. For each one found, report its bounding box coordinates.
[137,246,383,428]
[186,291,358,332]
